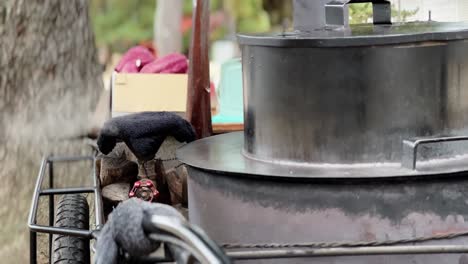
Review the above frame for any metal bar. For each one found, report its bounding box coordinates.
[29,224,93,238]
[227,245,468,260]
[92,157,105,228]
[189,225,232,262]
[47,155,93,162]
[325,1,350,26]
[144,215,227,264]
[28,157,48,231]
[40,187,95,195]
[27,154,104,264]
[402,136,468,170]
[28,155,103,255]
[30,231,37,264]
[293,0,330,31]
[48,160,54,264]
[372,1,392,24]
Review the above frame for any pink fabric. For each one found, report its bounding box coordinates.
[115,46,155,73]
[120,62,140,73]
[140,53,188,74]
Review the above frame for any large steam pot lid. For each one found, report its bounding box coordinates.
[237,22,468,48]
[177,132,468,180]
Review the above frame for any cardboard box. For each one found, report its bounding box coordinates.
[111,73,188,117]
[110,72,243,133]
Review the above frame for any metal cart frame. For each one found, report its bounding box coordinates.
[28,154,105,264]
[27,153,468,264]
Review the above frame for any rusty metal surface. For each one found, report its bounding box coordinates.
[187,166,468,263]
[177,132,468,179]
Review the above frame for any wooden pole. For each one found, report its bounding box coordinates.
[186,0,213,139]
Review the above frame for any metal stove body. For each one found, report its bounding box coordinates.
[178,1,468,263]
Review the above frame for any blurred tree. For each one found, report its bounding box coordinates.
[0,0,102,136]
[0,0,102,261]
[154,0,183,56]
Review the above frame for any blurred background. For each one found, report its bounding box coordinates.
[89,0,468,62]
[0,0,463,262]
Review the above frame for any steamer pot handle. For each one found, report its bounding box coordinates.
[402,136,468,170]
[325,0,392,26]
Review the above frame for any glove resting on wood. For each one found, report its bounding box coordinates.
[97,112,196,161]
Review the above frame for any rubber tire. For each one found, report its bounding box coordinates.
[52,194,90,264]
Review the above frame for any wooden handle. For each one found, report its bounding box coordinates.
[186,0,213,139]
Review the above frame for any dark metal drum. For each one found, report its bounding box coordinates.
[186,163,468,264]
[178,133,468,263]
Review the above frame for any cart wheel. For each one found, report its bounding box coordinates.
[52,194,90,264]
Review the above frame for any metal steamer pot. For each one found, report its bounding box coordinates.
[178,1,468,263]
[240,1,468,174]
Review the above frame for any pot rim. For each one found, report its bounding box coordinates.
[177,132,468,180]
[238,22,468,48]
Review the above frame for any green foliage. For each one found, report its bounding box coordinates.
[398,7,420,22]
[237,11,270,33]
[224,0,271,33]
[349,3,418,24]
[90,0,280,52]
[91,0,224,52]
[349,3,373,24]
[90,0,155,51]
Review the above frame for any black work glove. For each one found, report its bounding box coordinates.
[97,112,196,161]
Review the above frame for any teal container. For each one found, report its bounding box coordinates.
[212,58,244,124]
